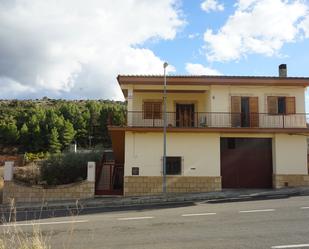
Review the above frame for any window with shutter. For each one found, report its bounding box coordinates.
[267,96,278,115]
[267,96,296,115]
[231,96,241,127]
[153,102,162,119]
[143,101,162,119]
[285,97,296,114]
[249,97,259,127]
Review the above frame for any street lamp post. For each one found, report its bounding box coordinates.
[163,62,168,194]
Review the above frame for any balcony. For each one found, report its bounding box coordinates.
[125,111,309,129]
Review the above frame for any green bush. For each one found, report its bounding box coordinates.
[40,151,102,185]
[24,152,48,162]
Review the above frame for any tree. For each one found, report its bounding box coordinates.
[19,123,29,149]
[61,120,76,149]
[0,99,126,152]
[49,128,61,153]
[0,119,19,145]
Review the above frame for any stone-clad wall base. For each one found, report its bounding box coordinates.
[124,176,221,196]
[273,174,309,189]
[3,181,95,204]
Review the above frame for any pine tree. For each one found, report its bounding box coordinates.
[61,120,76,149]
[19,123,29,150]
[0,120,19,145]
[49,128,61,153]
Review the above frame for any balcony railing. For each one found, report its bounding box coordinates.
[125,111,309,129]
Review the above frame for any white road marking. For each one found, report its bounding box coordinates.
[271,243,309,248]
[182,213,216,217]
[300,207,309,209]
[117,216,153,221]
[1,220,88,227]
[239,209,275,213]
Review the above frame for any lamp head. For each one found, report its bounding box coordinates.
[163,62,168,68]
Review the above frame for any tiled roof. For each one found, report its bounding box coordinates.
[118,74,309,80]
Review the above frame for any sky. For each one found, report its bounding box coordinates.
[1,0,309,101]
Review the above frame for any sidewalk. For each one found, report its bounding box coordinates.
[1,187,309,213]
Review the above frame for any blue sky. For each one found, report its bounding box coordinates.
[147,0,309,77]
[0,0,309,100]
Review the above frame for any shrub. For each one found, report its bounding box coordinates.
[24,152,48,162]
[13,164,40,185]
[40,151,102,185]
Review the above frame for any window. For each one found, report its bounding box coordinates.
[267,96,295,115]
[143,101,162,119]
[166,157,182,175]
[277,97,286,114]
[231,96,259,128]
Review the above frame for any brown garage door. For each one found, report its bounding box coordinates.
[220,138,273,188]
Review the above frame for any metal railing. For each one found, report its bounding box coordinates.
[124,111,309,129]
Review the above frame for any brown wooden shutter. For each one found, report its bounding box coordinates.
[249,97,259,127]
[143,102,153,119]
[153,102,162,119]
[143,101,162,119]
[231,96,241,127]
[267,96,278,114]
[285,97,296,114]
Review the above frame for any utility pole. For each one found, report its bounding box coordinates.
[163,62,168,194]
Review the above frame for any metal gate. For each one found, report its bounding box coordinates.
[95,161,123,195]
[220,138,273,188]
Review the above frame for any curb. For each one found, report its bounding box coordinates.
[1,188,309,214]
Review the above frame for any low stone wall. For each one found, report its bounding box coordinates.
[3,180,94,204]
[273,174,309,188]
[0,155,23,166]
[124,176,221,196]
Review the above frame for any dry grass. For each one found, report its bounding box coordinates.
[0,201,82,249]
[14,164,40,185]
[0,199,51,249]
[0,227,50,249]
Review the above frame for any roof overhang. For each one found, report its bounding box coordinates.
[117,75,309,88]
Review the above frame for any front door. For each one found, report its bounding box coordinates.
[176,104,195,127]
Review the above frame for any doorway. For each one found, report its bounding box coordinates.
[241,97,250,127]
[176,104,195,127]
[220,138,273,188]
[231,96,259,128]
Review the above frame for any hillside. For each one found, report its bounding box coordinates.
[0,98,126,153]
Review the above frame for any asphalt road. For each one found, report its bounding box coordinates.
[1,196,309,249]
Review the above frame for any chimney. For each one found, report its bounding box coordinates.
[279,64,287,77]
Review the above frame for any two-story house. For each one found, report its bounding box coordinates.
[107,64,309,196]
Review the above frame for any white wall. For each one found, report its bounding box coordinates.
[125,131,308,178]
[132,92,207,112]
[273,134,308,174]
[124,132,221,177]
[210,85,306,113]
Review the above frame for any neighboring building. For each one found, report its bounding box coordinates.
[107,64,309,196]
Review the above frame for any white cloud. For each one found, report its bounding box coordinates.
[203,0,309,62]
[0,0,184,100]
[188,33,200,39]
[201,0,224,12]
[299,15,309,38]
[185,63,222,75]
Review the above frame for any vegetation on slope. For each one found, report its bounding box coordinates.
[0,99,126,153]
